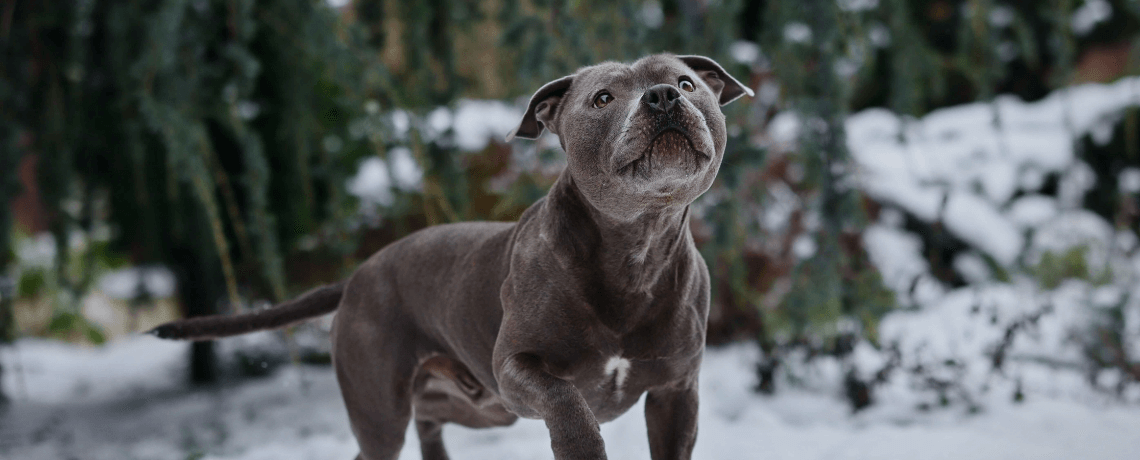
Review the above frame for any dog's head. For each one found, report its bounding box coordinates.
[507,54,752,219]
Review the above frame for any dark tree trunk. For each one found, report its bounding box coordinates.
[170,245,223,384]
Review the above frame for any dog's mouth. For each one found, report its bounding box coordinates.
[616,127,709,179]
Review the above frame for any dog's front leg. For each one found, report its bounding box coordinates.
[498,353,607,460]
[644,380,699,460]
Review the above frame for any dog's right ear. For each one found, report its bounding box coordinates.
[677,55,754,106]
[506,75,574,141]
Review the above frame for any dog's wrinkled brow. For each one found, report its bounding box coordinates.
[583,65,634,90]
[638,62,690,83]
[629,59,693,90]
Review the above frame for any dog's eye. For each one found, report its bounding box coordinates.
[593,92,612,108]
[679,78,695,92]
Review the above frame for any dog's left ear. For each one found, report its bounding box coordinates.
[677,55,755,106]
[506,75,574,141]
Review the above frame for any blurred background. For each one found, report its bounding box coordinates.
[2,0,1140,459]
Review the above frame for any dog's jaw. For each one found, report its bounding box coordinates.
[612,96,717,181]
[616,128,704,175]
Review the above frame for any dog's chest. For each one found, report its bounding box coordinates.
[603,356,633,390]
[572,303,705,419]
[575,344,699,422]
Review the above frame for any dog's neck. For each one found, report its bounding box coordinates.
[542,171,693,296]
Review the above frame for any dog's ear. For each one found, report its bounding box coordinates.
[677,55,754,106]
[506,75,575,141]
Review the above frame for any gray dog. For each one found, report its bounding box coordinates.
[152,53,752,460]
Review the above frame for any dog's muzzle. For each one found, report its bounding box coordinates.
[614,90,714,179]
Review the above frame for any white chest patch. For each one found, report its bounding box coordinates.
[604,356,632,390]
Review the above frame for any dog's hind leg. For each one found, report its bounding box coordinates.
[415,420,450,460]
[332,280,420,460]
[410,355,520,460]
[335,327,419,459]
[335,331,418,460]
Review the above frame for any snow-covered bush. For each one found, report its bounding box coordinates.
[763,77,1140,411]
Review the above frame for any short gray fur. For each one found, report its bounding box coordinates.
[151,53,752,460]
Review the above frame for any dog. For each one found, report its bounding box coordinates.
[151,53,752,460]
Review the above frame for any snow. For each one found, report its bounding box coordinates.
[391,110,411,136]
[767,111,802,148]
[638,1,665,29]
[989,6,1015,28]
[792,234,818,259]
[1120,167,1140,193]
[837,0,879,12]
[451,100,524,151]
[1072,0,1113,36]
[3,336,1140,460]
[346,156,394,206]
[953,252,993,284]
[783,22,812,44]
[868,24,891,48]
[942,191,1023,265]
[829,77,1140,427]
[97,267,177,300]
[863,224,927,291]
[15,232,75,268]
[386,100,522,152]
[346,99,522,207]
[1057,161,1098,209]
[1,337,189,404]
[843,76,1140,267]
[388,147,423,191]
[729,41,761,65]
[346,148,425,207]
[1007,195,1058,229]
[862,222,949,306]
[881,284,1030,362]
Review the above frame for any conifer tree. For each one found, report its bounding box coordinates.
[3,0,375,383]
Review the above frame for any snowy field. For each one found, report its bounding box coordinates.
[2,335,1139,460]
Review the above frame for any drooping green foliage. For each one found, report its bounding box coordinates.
[2,0,381,382]
[499,0,744,90]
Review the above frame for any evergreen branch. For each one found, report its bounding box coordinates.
[227,115,288,303]
[192,128,243,313]
[203,134,254,264]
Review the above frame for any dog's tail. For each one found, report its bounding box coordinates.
[148,282,345,341]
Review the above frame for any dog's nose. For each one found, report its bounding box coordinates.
[642,84,680,113]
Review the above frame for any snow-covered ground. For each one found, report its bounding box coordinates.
[2,335,1139,460]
